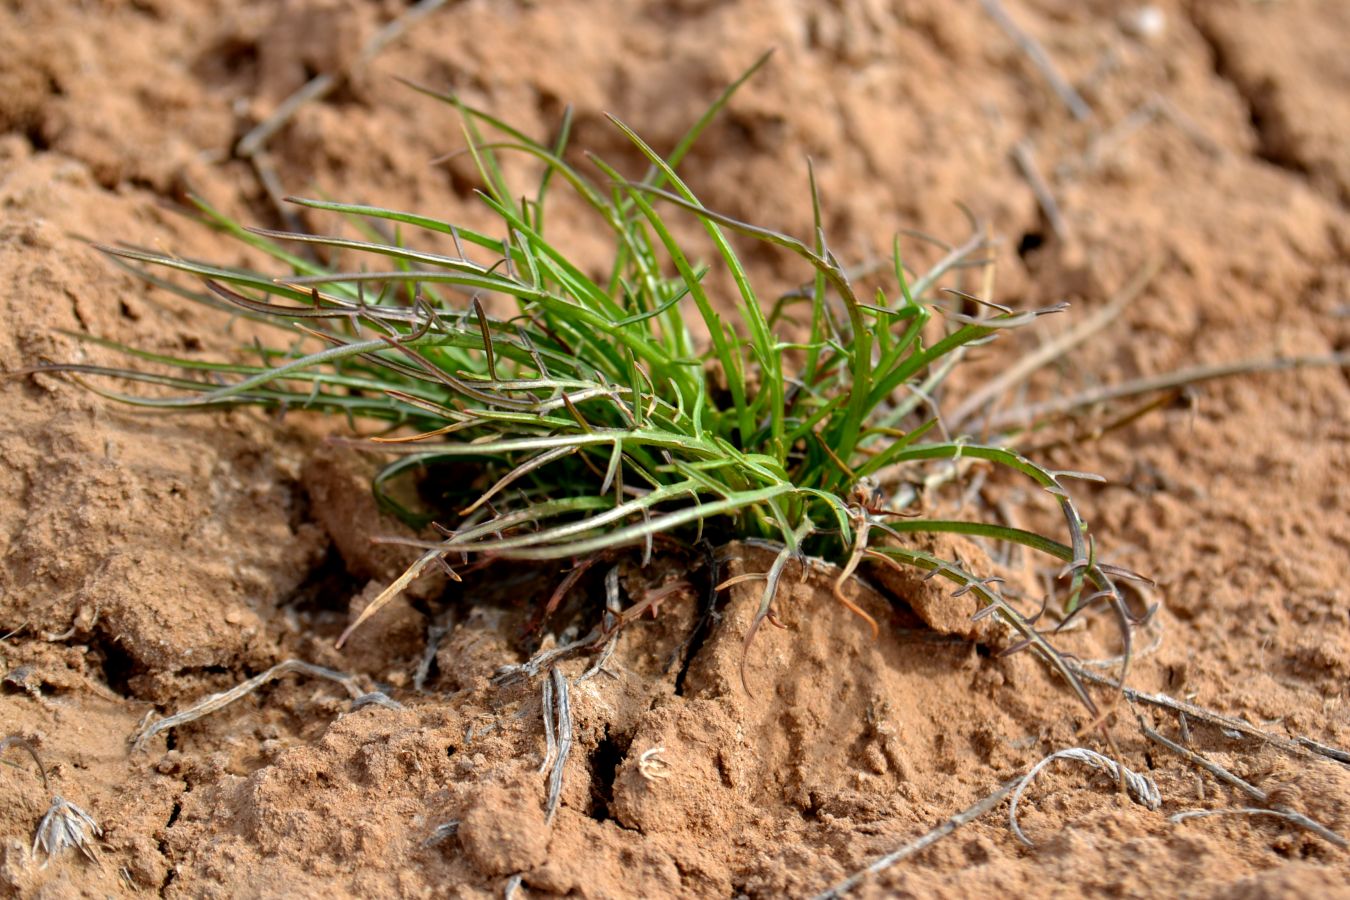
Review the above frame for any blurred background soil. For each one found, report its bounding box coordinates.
[1,1,1347,897]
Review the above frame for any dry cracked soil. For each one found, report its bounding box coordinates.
[1,1,1348,897]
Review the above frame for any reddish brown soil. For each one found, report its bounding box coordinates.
[2,1,1349,897]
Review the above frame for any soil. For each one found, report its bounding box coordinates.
[2,0,1348,897]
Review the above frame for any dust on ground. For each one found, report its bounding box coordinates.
[1,1,1348,897]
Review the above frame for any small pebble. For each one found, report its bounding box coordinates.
[1121,6,1166,41]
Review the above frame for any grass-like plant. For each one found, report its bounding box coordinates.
[44,56,1140,724]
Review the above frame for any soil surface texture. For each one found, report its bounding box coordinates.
[1,1,1348,897]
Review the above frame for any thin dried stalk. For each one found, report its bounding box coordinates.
[978,0,1092,120]
[537,673,556,776]
[1170,807,1342,833]
[1142,722,1347,849]
[1011,139,1067,239]
[1071,665,1350,767]
[495,629,603,687]
[1008,747,1161,847]
[131,659,364,751]
[544,667,573,825]
[812,778,1020,899]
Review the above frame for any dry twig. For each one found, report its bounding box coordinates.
[537,673,556,776]
[989,352,1350,431]
[1008,747,1160,847]
[951,255,1164,427]
[1071,665,1350,768]
[131,659,364,751]
[495,628,602,687]
[1142,722,1347,849]
[813,778,1020,899]
[1297,737,1350,766]
[978,0,1092,120]
[1012,139,1068,240]
[544,666,573,825]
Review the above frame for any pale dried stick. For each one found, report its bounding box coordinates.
[1075,94,1224,176]
[537,673,556,776]
[236,0,450,157]
[1297,737,1350,766]
[1012,138,1068,239]
[413,621,451,692]
[950,255,1163,427]
[1141,723,1347,848]
[812,778,1020,899]
[1171,807,1337,829]
[1071,665,1350,767]
[978,0,1092,121]
[131,659,363,751]
[576,567,623,684]
[494,628,602,686]
[1008,747,1161,846]
[249,150,305,234]
[350,691,403,711]
[988,352,1350,431]
[544,666,573,825]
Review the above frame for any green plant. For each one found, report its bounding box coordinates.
[43,56,1140,723]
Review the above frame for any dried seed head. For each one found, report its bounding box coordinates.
[33,795,102,867]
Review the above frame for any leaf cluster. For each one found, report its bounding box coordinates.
[44,54,1142,717]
